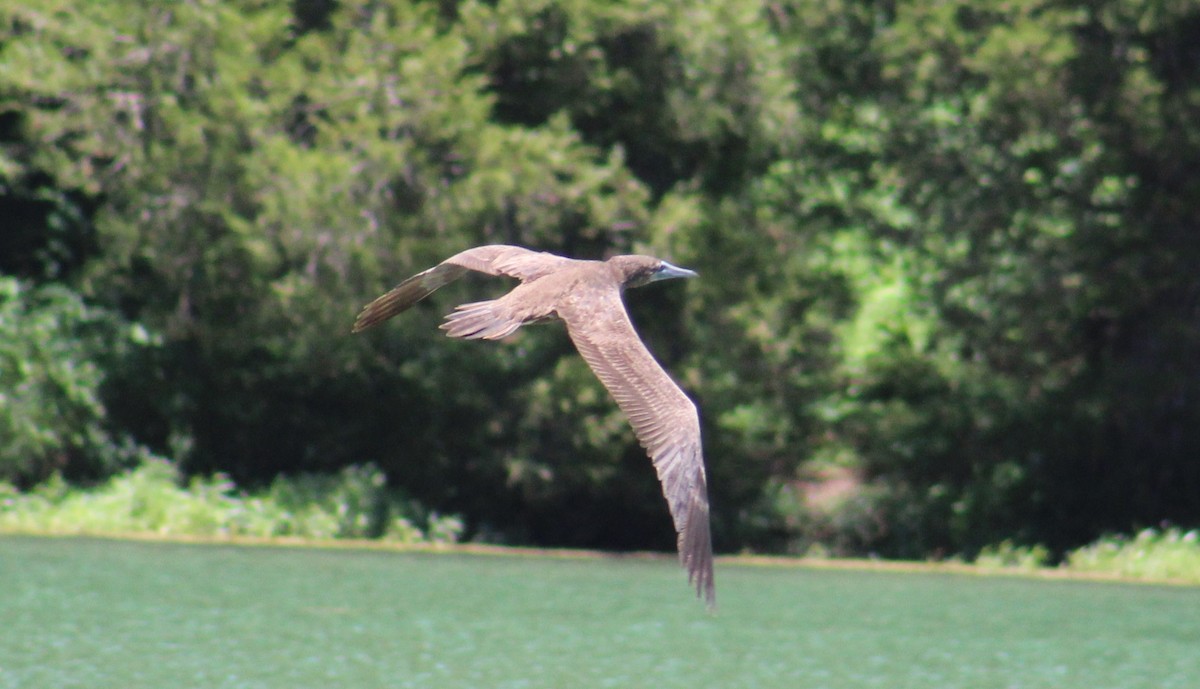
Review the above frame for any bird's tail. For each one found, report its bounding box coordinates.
[440,300,524,340]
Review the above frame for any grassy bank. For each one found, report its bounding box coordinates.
[2,460,1198,584]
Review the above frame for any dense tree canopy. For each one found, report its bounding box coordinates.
[2,0,1198,558]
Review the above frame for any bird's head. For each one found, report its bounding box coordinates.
[609,255,698,289]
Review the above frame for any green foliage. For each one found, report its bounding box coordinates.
[751,0,1200,555]
[1066,528,1200,584]
[974,540,1052,572]
[968,529,1200,584]
[0,457,461,543]
[0,277,144,484]
[2,0,1198,559]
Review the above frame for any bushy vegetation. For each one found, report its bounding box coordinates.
[5,459,1196,584]
[0,277,142,485]
[0,458,462,543]
[973,540,1052,572]
[2,0,1198,559]
[968,529,1200,584]
[1065,528,1200,584]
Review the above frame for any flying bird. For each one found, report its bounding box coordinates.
[353,245,714,606]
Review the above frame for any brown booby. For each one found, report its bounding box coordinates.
[353,245,714,606]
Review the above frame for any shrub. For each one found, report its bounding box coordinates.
[1065,528,1200,584]
[974,540,1051,571]
[0,277,146,485]
[0,457,460,544]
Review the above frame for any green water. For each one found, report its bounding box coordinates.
[1,536,1196,688]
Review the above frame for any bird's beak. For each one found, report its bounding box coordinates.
[655,261,698,281]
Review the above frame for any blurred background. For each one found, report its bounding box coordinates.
[2,0,1198,562]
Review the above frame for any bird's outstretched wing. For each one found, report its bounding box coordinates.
[352,245,574,332]
[557,285,715,607]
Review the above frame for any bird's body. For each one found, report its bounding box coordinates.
[353,245,714,606]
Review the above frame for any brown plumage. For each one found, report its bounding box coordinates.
[353,245,714,606]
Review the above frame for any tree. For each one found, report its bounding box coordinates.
[771,0,1200,554]
[0,278,144,485]
[3,0,1197,557]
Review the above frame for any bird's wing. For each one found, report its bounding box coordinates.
[557,286,715,606]
[353,245,574,332]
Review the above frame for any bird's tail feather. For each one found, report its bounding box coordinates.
[440,300,524,340]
